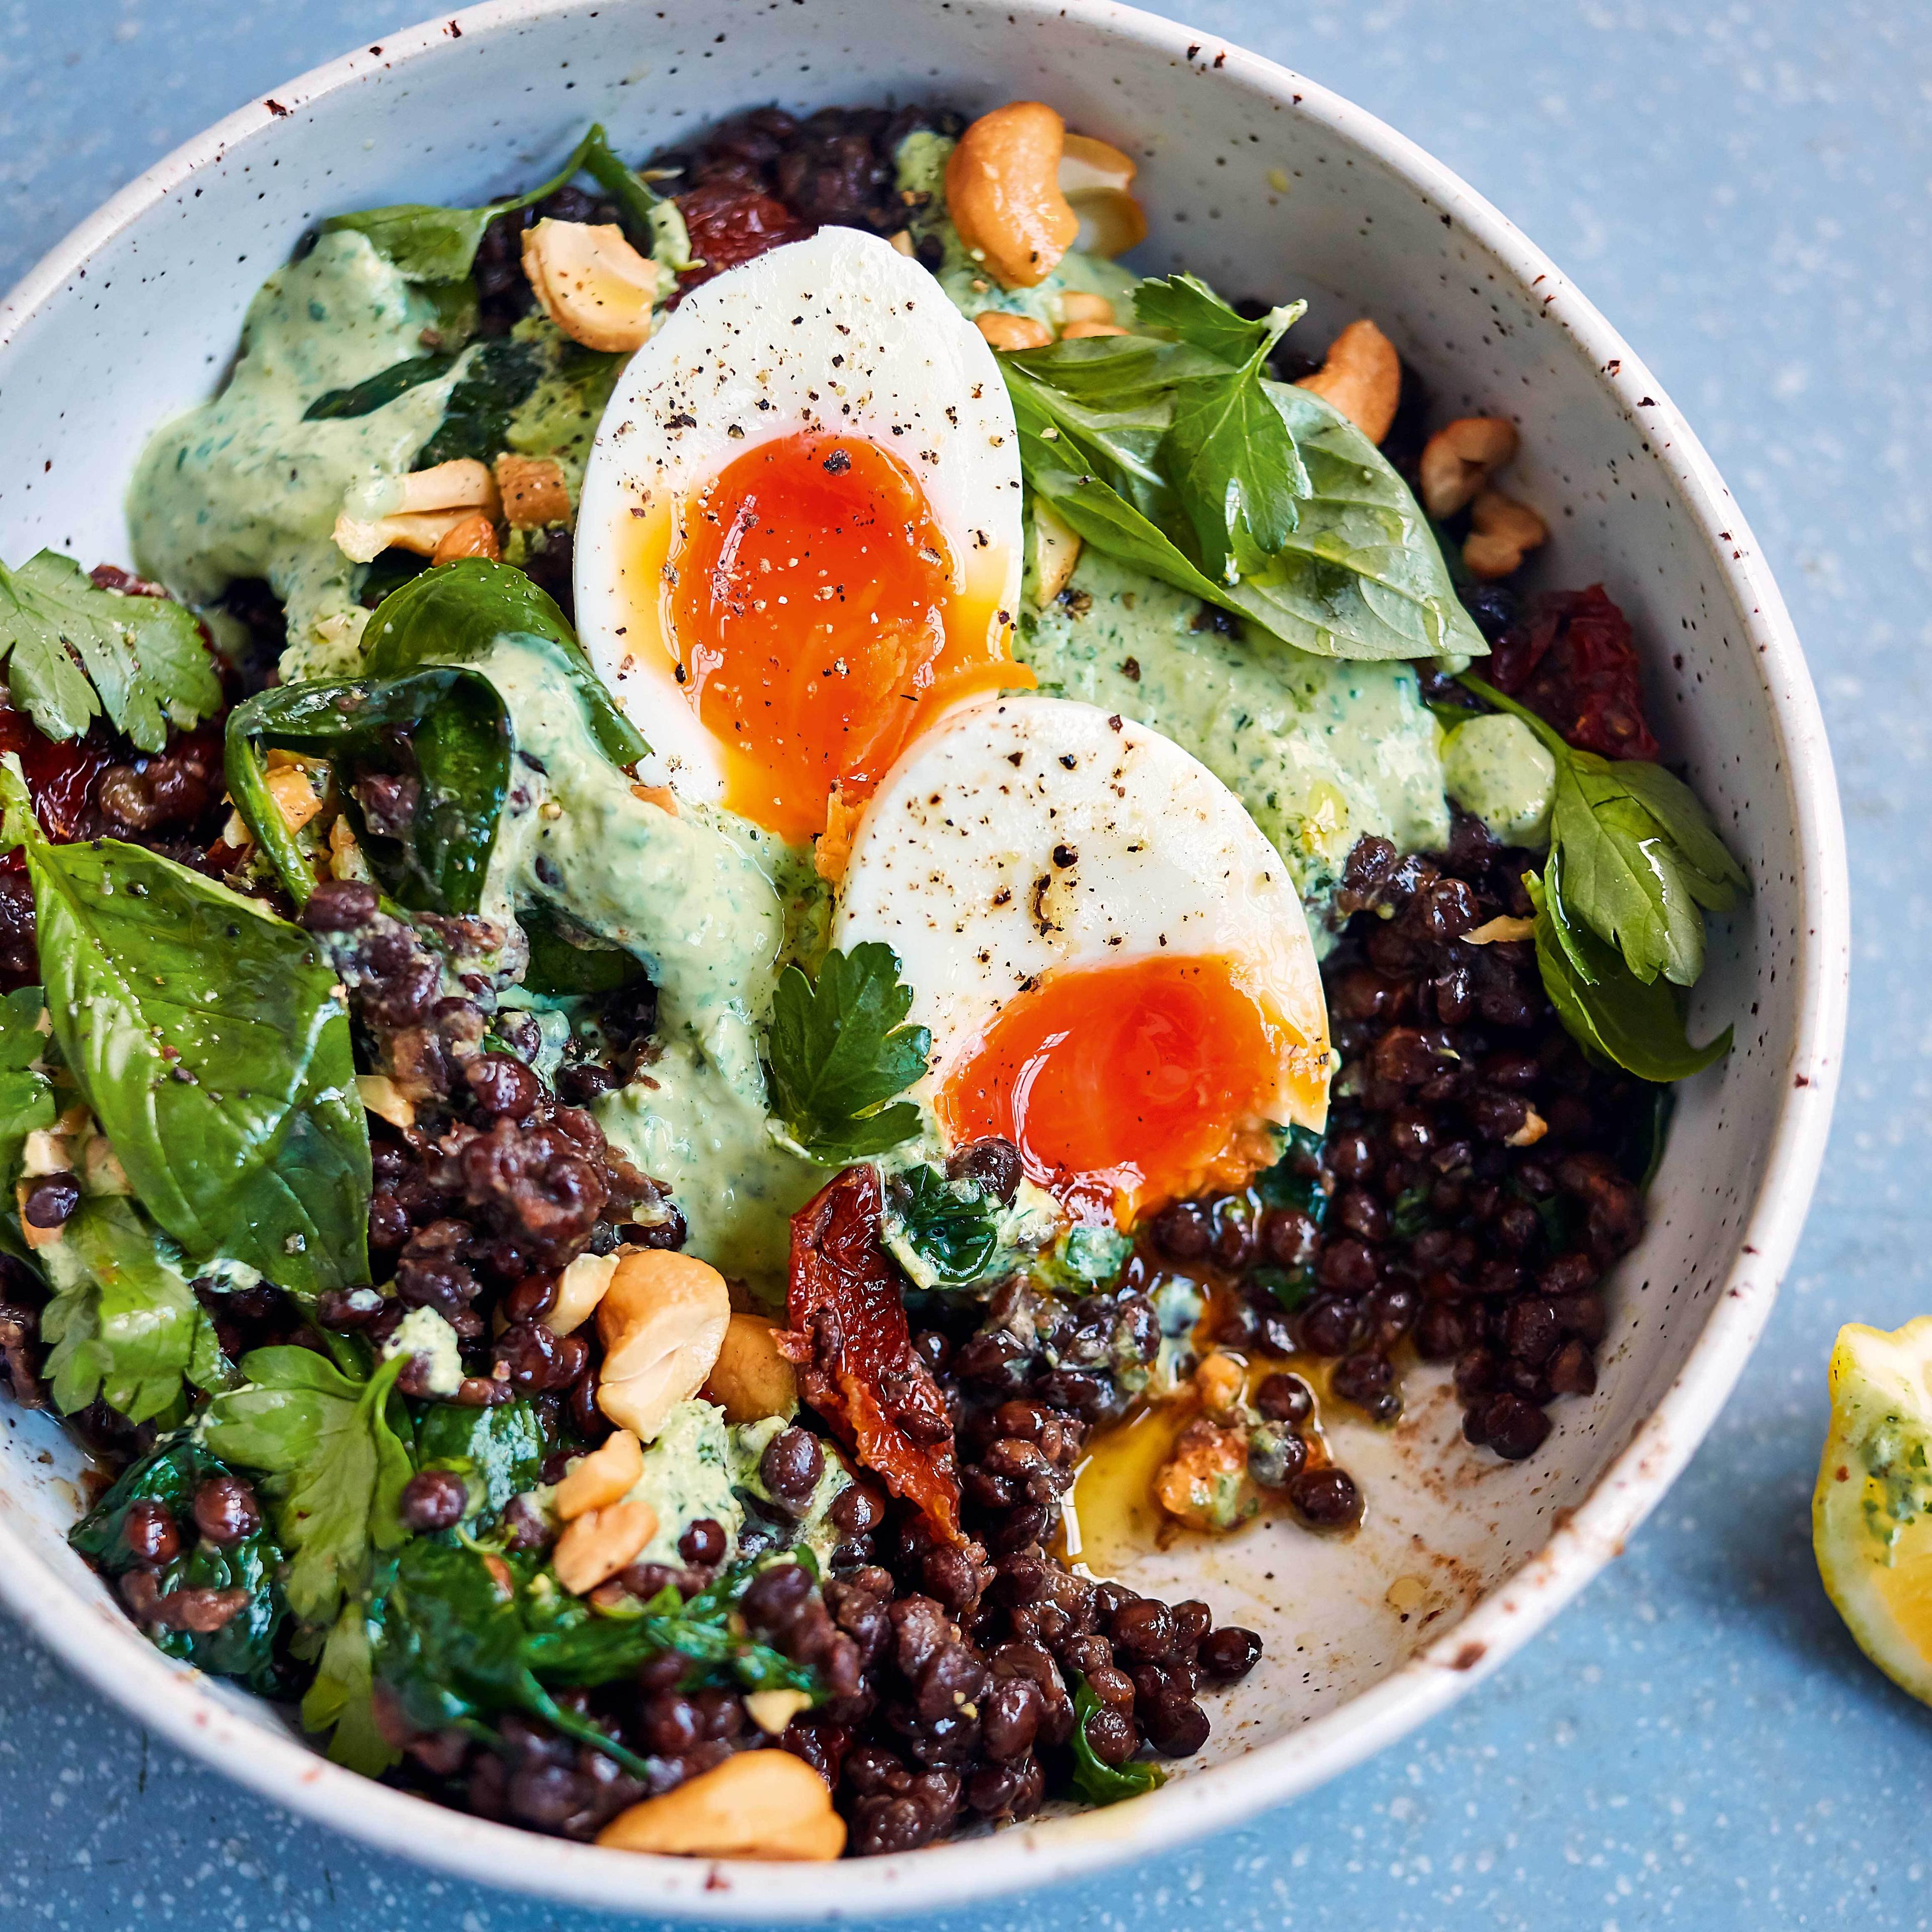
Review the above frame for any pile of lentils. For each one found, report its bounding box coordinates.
[1146,811,1652,1464]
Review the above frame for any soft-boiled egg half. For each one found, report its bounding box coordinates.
[832,694,1332,1229]
[574,228,1032,846]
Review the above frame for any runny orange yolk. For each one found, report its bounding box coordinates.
[668,431,1030,845]
[935,953,1295,1227]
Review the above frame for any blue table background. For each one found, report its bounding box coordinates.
[0,1,1924,1924]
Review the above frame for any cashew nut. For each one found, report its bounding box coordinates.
[595,1750,846,1860]
[974,310,1053,352]
[545,1251,619,1339]
[596,1250,732,1442]
[333,508,480,564]
[1462,489,1549,580]
[554,1427,645,1521]
[744,1688,813,1737]
[702,1313,799,1424]
[1295,317,1402,445]
[400,458,500,517]
[522,218,657,353]
[1155,1416,1259,1532]
[1418,416,1519,519]
[494,453,571,529]
[1504,1105,1550,1149]
[1060,320,1128,340]
[1058,291,1115,325]
[355,1073,416,1132]
[1031,501,1082,608]
[430,511,501,564]
[1193,1351,1247,1415]
[946,103,1081,290]
[1058,133,1148,260]
[553,1496,658,1594]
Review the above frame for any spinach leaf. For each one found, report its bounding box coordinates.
[885,1165,1000,1287]
[302,1599,394,1775]
[413,1399,546,1519]
[1251,1125,1330,1223]
[765,943,930,1163]
[1247,1265,1314,1314]
[374,1542,818,1783]
[363,557,648,772]
[1525,860,1732,1084]
[415,337,549,467]
[1067,1675,1165,1805]
[41,1196,226,1423]
[521,905,646,997]
[1462,673,1746,989]
[200,1345,412,1628]
[322,130,599,283]
[0,551,221,752]
[321,122,672,287]
[70,1436,288,1695]
[0,758,370,1298]
[225,668,512,916]
[302,352,460,423]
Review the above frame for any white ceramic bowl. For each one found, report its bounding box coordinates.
[0,0,1848,1915]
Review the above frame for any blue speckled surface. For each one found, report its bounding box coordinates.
[0,1,1921,1924]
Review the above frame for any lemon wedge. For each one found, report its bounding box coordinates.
[1814,1317,1932,1702]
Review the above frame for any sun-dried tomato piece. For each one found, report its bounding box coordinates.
[1489,584,1660,762]
[675,180,814,295]
[0,696,119,842]
[781,1165,962,1543]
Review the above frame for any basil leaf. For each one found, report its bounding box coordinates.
[765,942,930,1164]
[226,668,512,916]
[200,1345,412,1627]
[1602,758,1747,908]
[363,557,648,772]
[415,337,549,468]
[302,352,460,423]
[1525,861,1732,1083]
[1,757,371,1298]
[1068,1675,1165,1805]
[0,986,55,1185]
[886,1165,1000,1287]
[41,1196,226,1423]
[1224,383,1487,661]
[0,551,221,752]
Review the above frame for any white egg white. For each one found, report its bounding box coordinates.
[831,692,1332,1135]
[573,229,1024,803]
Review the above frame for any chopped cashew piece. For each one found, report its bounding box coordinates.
[1418,417,1519,519]
[1031,501,1082,608]
[702,1312,800,1424]
[1194,1351,1247,1414]
[333,507,477,563]
[430,511,501,564]
[355,1074,416,1132]
[596,1250,732,1442]
[399,458,499,516]
[596,1751,846,1860]
[1155,1416,1259,1532]
[890,229,916,256]
[1504,1106,1550,1149]
[744,1688,814,1737]
[1058,133,1148,260]
[1058,291,1115,325]
[522,219,656,353]
[545,1251,620,1338]
[265,764,325,834]
[15,1181,60,1251]
[555,1428,645,1521]
[1060,320,1129,340]
[1463,914,1537,946]
[1463,490,1549,580]
[974,310,1053,352]
[494,453,571,529]
[814,784,863,887]
[946,103,1081,290]
[553,1497,658,1594]
[1295,317,1402,445]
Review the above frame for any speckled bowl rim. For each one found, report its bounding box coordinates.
[0,0,1849,1916]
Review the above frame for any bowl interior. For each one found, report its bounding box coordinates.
[0,0,1841,1914]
